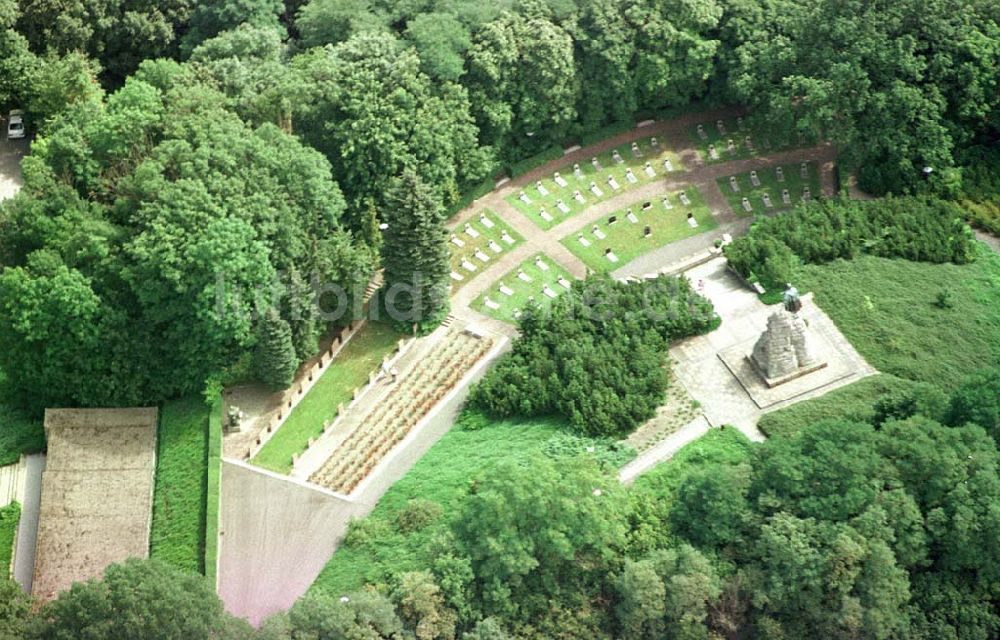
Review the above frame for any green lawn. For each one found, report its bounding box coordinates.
[632,427,756,497]
[504,135,684,230]
[471,252,575,324]
[716,161,821,215]
[309,413,632,596]
[757,374,920,438]
[449,210,524,293]
[687,116,806,165]
[0,502,19,577]
[799,249,1000,390]
[0,373,45,466]
[561,188,717,272]
[150,398,210,573]
[252,321,403,474]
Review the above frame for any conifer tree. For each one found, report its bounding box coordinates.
[253,308,298,389]
[379,170,451,330]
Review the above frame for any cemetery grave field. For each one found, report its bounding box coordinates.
[251,322,403,474]
[716,161,821,215]
[688,116,805,164]
[561,188,716,272]
[471,252,575,325]
[448,211,524,291]
[504,135,684,230]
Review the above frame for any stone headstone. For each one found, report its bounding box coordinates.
[679,191,691,206]
[651,136,659,149]
[593,225,607,240]
[574,190,586,204]
[762,192,773,208]
[687,214,698,228]
[535,257,549,271]
[737,116,745,130]
[742,197,752,212]
[501,231,515,244]
[708,145,719,160]
[697,124,708,140]
[556,199,570,213]
[536,180,549,196]
[625,168,638,184]
[612,149,624,164]
[574,163,584,179]
[592,157,603,171]
[607,176,621,191]
[802,186,812,201]
[464,223,479,238]
[776,166,785,182]
[480,214,495,229]
[539,208,553,222]
[663,158,674,172]
[489,240,502,253]
[462,259,477,272]
[644,161,655,177]
[643,225,652,238]
[450,271,463,281]
[590,182,604,197]
[517,269,532,282]
[554,172,568,187]
[744,135,753,151]
[717,119,726,135]
[608,215,618,225]
[484,297,500,310]
[627,209,638,224]
[542,285,558,299]
[750,170,761,187]
[499,283,514,296]
[727,138,736,153]
[558,277,572,289]
[475,249,490,263]
[662,196,673,210]
[577,233,591,247]
[450,234,465,248]
[631,141,642,157]
[729,176,740,192]
[642,201,653,211]
[605,248,619,263]
[519,191,531,204]
[800,162,809,179]
[782,189,791,205]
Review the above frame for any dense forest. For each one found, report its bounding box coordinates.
[0,0,998,408]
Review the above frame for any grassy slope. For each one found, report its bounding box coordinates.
[310,417,564,595]
[758,374,919,438]
[632,427,756,498]
[150,398,210,573]
[561,187,716,272]
[799,249,1000,390]
[0,502,19,577]
[252,321,403,474]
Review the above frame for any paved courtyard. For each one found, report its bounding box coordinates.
[669,258,876,439]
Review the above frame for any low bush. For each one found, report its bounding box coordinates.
[0,502,20,575]
[724,196,975,290]
[470,274,718,437]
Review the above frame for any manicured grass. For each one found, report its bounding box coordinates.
[310,413,631,595]
[448,210,524,292]
[504,135,684,230]
[0,402,44,467]
[252,322,403,474]
[687,116,804,165]
[758,374,919,438]
[149,398,210,573]
[716,161,821,215]
[471,252,574,324]
[561,188,717,272]
[633,427,756,495]
[0,502,19,577]
[799,249,1000,390]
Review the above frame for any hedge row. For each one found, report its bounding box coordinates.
[204,397,223,587]
[724,196,975,291]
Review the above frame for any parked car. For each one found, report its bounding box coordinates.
[7,110,24,139]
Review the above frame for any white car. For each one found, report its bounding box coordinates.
[7,110,24,140]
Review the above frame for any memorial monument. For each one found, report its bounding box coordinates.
[748,285,826,386]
